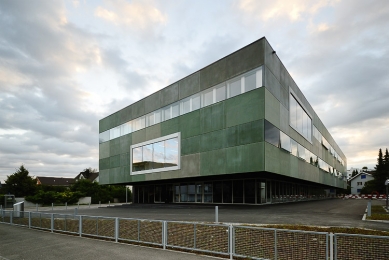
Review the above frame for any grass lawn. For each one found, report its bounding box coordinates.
[366,205,389,221]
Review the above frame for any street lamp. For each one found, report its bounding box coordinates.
[385,179,389,210]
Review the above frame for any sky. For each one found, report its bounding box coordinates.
[0,0,388,182]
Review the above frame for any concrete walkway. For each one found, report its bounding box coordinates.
[0,224,220,260]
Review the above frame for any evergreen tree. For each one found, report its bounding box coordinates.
[373,148,389,193]
[384,148,389,172]
[5,165,37,197]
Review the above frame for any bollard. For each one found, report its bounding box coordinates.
[367,199,371,217]
[215,206,219,223]
[99,201,101,207]
[65,202,67,210]
[89,202,91,208]
[74,208,78,216]
[109,201,111,207]
[36,203,38,212]
[52,203,54,211]
[78,202,79,209]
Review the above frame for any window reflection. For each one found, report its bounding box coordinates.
[99,130,110,144]
[264,120,280,147]
[280,132,291,152]
[289,93,311,142]
[245,72,256,92]
[132,135,179,173]
[215,84,226,103]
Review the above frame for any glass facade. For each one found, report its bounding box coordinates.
[99,66,263,143]
[289,93,312,141]
[264,120,345,178]
[131,133,180,174]
[133,179,328,204]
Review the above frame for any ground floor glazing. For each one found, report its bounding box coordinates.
[132,178,330,204]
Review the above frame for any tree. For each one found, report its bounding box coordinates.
[362,166,368,171]
[5,165,37,197]
[373,148,389,193]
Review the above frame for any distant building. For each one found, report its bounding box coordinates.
[349,172,374,194]
[75,171,99,183]
[36,176,75,187]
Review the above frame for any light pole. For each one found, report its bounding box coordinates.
[385,179,389,210]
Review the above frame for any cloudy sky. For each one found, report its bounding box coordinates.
[0,0,388,182]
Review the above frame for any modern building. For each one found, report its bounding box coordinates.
[349,172,374,194]
[99,37,347,204]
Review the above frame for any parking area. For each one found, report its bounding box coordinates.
[39,199,388,231]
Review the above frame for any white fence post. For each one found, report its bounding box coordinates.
[229,225,233,260]
[215,206,218,223]
[51,214,54,233]
[79,215,82,237]
[163,221,167,250]
[115,218,119,242]
[367,199,371,217]
[28,211,31,228]
[330,232,334,260]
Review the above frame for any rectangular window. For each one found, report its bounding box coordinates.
[131,133,180,175]
[264,120,280,147]
[202,88,214,107]
[215,84,226,103]
[163,106,171,121]
[110,126,121,140]
[228,77,241,98]
[289,93,311,142]
[280,132,291,152]
[180,97,191,115]
[171,102,179,118]
[361,175,366,179]
[192,94,201,111]
[146,113,154,127]
[99,130,110,144]
[244,72,256,92]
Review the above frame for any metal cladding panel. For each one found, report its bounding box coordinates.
[200,102,225,134]
[179,110,201,139]
[99,142,110,159]
[144,91,161,114]
[200,149,226,176]
[181,136,200,156]
[120,134,132,154]
[99,169,110,184]
[264,88,281,129]
[179,71,200,100]
[99,158,110,170]
[226,142,264,174]
[109,138,121,156]
[131,99,145,120]
[225,88,265,128]
[161,83,179,107]
[225,39,265,79]
[200,58,227,91]
[200,129,226,152]
[161,117,179,136]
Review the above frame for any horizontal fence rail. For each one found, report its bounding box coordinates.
[1,209,388,260]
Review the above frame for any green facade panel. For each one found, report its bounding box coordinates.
[225,88,265,127]
[110,154,120,168]
[161,117,179,136]
[132,129,146,145]
[99,142,110,159]
[120,134,132,154]
[99,169,110,185]
[226,142,264,174]
[161,83,179,107]
[200,149,226,176]
[264,88,281,129]
[200,102,225,134]
[200,58,227,91]
[200,129,226,152]
[99,158,110,170]
[145,124,161,141]
[144,91,161,114]
[109,138,121,156]
[179,110,201,139]
[181,136,200,156]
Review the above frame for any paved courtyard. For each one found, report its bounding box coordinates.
[37,199,389,231]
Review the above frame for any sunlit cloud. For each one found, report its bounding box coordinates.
[95,0,166,30]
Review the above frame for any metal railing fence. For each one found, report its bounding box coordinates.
[1,209,389,260]
[334,233,389,260]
